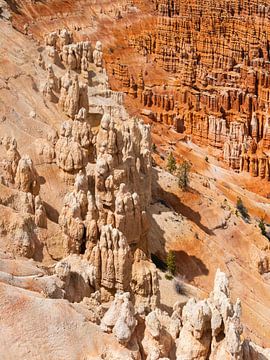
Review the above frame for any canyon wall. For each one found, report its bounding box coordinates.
[108,0,270,179]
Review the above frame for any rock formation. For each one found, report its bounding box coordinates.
[55,118,92,172]
[37,31,156,304]
[93,41,103,69]
[34,195,47,228]
[141,308,179,359]
[57,109,155,302]
[106,0,270,179]
[176,269,244,360]
[15,155,40,196]
[0,4,270,358]
[99,269,269,360]
[101,292,137,344]
[0,136,21,185]
[54,254,96,302]
[0,136,47,257]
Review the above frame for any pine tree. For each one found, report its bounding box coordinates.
[236,197,249,219]
[167,152,177,173]
[177,160,191,191]
[259,218,267,237]
[166,250,176,275]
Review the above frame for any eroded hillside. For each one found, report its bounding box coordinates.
[0,0,270,358]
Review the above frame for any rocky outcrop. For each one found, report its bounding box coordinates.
[93,41,103,69]
[243,340,270,360]
[61,41,92,72]
[0,137,39,197]
[55,118,93,172]
[39,30,155,304]
[43,35,92,118]
[141,308,180,359]
[0,136,21,186]
[101,292,137,344]
[43,64,60,101]
[131,248,159,308]
[0,137,47,234]
[15,155,40,196]
[58,75,89,119]
[55,254,95,302]
[176,269,243,360]
[98,269,270,359]
[0,0,11,21]
[35,129,57,165]
[34,195,47,228]
[176,298,212,359]
[45,29,73,48]
[58,110,155,303]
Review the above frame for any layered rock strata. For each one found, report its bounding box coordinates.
[108,0,270,178]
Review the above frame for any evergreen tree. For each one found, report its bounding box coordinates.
[178,160,191,191]
[259,218,267,237]
[236,197,249,219]
[166,250,176,275]
[167,152,177,173]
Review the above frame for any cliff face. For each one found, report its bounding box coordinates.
[104,0,270,179]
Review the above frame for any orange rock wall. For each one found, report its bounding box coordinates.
[108,0,270,179]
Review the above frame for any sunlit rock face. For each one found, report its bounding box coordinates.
[106,0,270,179]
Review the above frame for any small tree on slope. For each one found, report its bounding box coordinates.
[166,250,176,275]
[178,160,191,191]
[167,152,177,174]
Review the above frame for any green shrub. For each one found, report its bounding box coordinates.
[205,156,209,162]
